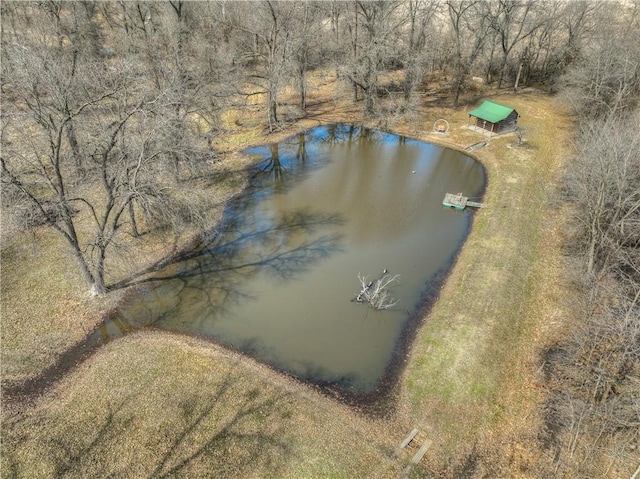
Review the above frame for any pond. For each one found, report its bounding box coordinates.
[100,125,486,402]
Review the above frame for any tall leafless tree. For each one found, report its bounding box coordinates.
[1,2,220,295]
[447,0,492,106]
[402,0,438,104]
[343,1,406,115]
[488,0,543,89]
[563,115,640,279]
[217,1,298,131]
[561,2,640,120]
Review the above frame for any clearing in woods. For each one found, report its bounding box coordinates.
[1,74,573,477]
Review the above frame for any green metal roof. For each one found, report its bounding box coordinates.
[468,100,517,123]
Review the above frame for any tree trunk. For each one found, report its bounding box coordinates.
[92,245,108,296]
[452,57,465,107]
[453,80,462,108]
[514,62,523,93]
[129,200,140,237]
[268,87,278,131]
[364,91,374,115]
[497,55,508,89]
[298,66,307,109]
[66,120,83,175]
[89,278,107,297]
[68,241,105,296]
[404,61,421,103]
[363,55,376,115]
[485,40,497,84]
[353,0,358,102]
[403,66,413,102]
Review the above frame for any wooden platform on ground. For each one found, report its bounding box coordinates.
[396,427,433,477]
[443,192,485,210]
[397,428,432,464]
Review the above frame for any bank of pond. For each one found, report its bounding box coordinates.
[7,125,486,411]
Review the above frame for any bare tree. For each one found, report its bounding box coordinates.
[355,273,400,310]
[319,0,349,78]
[343,1,406,115]
[487,0,543,89]
[514,1,599,91]
[561,2,640,120]
[217,1,298,131]
[1,3,219,296]
[290,2,323,111]
[447,0,492,106]
[563,115,640,279]
[402,0,438,104]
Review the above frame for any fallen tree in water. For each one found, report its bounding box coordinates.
[355,273,400,310]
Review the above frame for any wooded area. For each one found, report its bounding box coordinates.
[1,1,639,477]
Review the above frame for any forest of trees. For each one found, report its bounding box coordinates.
[545,3,640,476]
[1,1,639,477]
[0,0,612,295]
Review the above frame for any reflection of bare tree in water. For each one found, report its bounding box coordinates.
[253,133,308,188]
[108,207,345,332]
[250,126,391,185]
[296,132,307,163]
[321,124,386,147]
[322,124,356,146]
[254,143,286,185]
[2,206,344,404]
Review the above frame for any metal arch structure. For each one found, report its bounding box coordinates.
[433,119,449,133]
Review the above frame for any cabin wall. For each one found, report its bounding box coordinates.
[496,111,519,132]
[471,110,519,134]
[475,117,497,132]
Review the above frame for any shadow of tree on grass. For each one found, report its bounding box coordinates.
[2,372,295,479]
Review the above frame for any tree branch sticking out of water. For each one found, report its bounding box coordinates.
[355,273,400,310]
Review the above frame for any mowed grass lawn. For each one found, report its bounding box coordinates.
[401,92,574,476]
[1,84,573,478]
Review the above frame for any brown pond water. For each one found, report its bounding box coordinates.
[105,125,485,398]
[4,125,484,406]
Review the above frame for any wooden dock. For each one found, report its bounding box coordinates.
[442,192,485,210]
[465,140,487,151]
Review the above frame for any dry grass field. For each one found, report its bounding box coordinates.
[1,72,576,478]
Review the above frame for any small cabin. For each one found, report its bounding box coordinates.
[468,100,519,135]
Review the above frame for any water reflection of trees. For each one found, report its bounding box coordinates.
[320,124,390,146]
[295,133,307,163]
[251,132,315,194]
[2,207,345,402]
[115,207,345,335]
[254,143,286,185]
[251,125,406,191]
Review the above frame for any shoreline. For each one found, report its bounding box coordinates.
[2,89,573,476]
